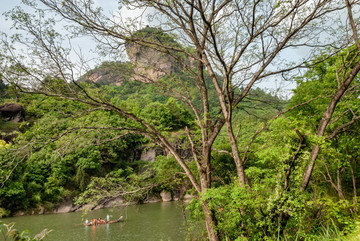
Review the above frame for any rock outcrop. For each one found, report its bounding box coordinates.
[126,44,178,82]
[160,191,172,202]
[125,27,184,82]
[79,27,191,85]
[140,146,164,162]
[0,103,25,122]
[53,198,78,214]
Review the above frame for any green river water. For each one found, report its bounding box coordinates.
[0,202,186,241]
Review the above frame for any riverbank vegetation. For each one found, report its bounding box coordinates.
[0,221,51,241]
[0,0,360,240]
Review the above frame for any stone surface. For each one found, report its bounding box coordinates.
[160,191,172,202]
[13,211,25,216]
[126,43,175,82]
[0,103,25,122]
[140,147,157,162]
[78,61,132,86]
[38,206,45,215]
[53,198,77,214]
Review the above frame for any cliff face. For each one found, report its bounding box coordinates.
[126,43,180,82]
[125,27,185,82]
[0,103,25,142]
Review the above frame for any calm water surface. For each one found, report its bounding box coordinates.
[1,202,186,241]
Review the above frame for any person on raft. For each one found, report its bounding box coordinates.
[95,218,106,224]
[91,218,97,225]
[85,217,109,225]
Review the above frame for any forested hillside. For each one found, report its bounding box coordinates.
[0,1,360,240]
[0,58,284,217]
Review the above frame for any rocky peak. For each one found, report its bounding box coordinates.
[125,27,183,82]
[79,27,190,85]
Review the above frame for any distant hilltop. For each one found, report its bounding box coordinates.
[80,27,189,85]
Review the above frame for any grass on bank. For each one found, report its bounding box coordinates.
[310,220,360,241]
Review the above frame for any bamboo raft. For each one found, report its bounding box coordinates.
[84,216,123,226]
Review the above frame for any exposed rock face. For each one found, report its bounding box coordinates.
[53,198,78,214]
[0,103,25,142]
[125,27,186,82]
[0,103,25,122]
[79,28,192,85]
[140,147,156,162]
[103,197,126,208]
[87,71,123,86]
[126,43,178,82]
[172,190,180,201]
[160,191,172,202]
[183,194,194,201]
[140,146,163,162]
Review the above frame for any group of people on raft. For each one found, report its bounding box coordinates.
[85,214,110,225]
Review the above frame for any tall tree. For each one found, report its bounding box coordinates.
[300,0,360,191]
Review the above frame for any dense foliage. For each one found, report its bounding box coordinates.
[0,64,284,216]
[1,50,359,239]
[0,4,359,238]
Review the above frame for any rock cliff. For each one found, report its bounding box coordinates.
[80,27,186,85]
[0,103,25,142]
[125,27,184,82]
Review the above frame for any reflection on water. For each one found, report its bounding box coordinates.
[1,202,186,241]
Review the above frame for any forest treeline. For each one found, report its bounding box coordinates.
[1,51,360,239]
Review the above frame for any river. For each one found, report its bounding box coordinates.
[0,202,186,241]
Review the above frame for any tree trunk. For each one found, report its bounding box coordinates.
[199,175,220,241]
[349,161,357,212]
[201,201,220,241]
[225,120,247,186]
[336,165,345,200]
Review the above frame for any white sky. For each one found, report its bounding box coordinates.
[0,0,22,31]
[0,0,150,76]
[1,0,348,98]
[0,0,330,98]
